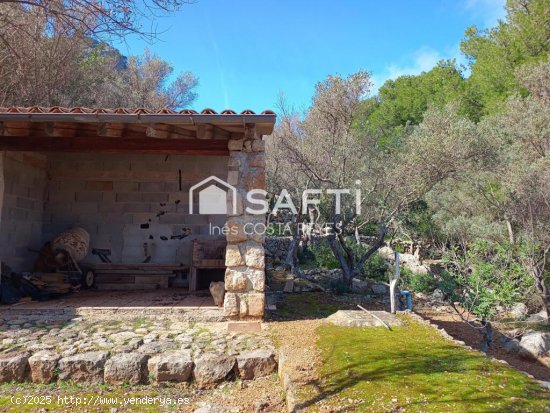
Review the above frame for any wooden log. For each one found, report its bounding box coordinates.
[95,283,159,291]
[0,135,229,155]
[94,275,136,284]
[89,263,188,271]
[93,270,175,276]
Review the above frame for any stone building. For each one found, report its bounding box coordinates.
[0,107,275,319]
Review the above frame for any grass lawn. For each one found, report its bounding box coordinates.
[307,319,550,412]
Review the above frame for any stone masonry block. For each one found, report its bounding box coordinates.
[85,180,114,191]
[139,182,165,192]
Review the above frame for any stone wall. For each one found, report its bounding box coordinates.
[44,153,228,265]
[0,152,48,271]
[223,125,266,319]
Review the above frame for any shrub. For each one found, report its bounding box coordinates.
[362,253,390,282]
[441,240,534,320]
[309,242,341,270]
[401,268,436,294]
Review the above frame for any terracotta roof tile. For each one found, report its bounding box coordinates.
[0,106,274,116]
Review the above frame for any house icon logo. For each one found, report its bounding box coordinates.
[189,176,237,215]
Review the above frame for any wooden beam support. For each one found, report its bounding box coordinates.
[45,122,77,137]
[0,136,230,156]
[196,124,215,139]
[97,122,124,137]
[0,121,30,136]
[145,124,170,139]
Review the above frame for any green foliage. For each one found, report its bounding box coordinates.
[362,253,389,281]
[442,240,534,320]
[307,242,341,270]
[356,60,465,147]
[401,268,436,294]
[461,0,550,118]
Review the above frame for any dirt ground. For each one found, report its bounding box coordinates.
[415,304,550,381]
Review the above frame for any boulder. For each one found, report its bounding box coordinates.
[371,283,388,295]
[209,281,225,307]
[327,310,404,328]
[0,351,29,383]
[148,351,193,383]
[519,331,550,360]
[526,310,549,323]
[352,278,369,293]
[193,353,236,388]
[236,349,277,380]
[378,246,394,260]
[430,289,445,302]
[58,351,108,383]
[104,353,148,385]
[28,351,60,384]
[408,263,430,275]
[501,338,520,354]
[508,303,529,320]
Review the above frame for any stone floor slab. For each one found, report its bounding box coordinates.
[326,310,404,328]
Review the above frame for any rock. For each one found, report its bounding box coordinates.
[236,349,277,380]
[28,352,60,384]
[283,279,294,293]
[430,289,445,302]
[526,310,549,323]
[194,406,227,413]
[194,353,236,388]
[352,278,369,293]
[371,283,387,295]
[519,331,550,360]
[508,303,529,320]
[408,263,430,275]
[209,282,225,307]
[502,338,520,354]
[0,352,29,383]
[253,400,270,412]
[378,246,394,260]
[58,351,108,383]
[109,331,138,344]
[327,310,404,328]
[104,353,148,385]
[148,351,193,383]
[137,340,177,355]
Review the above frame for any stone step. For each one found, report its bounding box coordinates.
[0,307,225,323]
[0,348,278,387]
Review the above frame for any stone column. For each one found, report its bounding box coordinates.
[223,124,266,319]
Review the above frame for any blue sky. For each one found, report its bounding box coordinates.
[118,0,506,113]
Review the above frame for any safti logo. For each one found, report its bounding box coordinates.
[189,176,237,215]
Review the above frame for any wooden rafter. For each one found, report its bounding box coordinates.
[0,136,229,156]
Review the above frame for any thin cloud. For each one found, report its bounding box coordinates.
[371,45,464,93]
[463,0,507,28]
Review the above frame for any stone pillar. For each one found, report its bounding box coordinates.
[224,125,266,319]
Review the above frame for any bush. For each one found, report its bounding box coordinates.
[441,240,534,320]
[362,253,390,282]
[401,268,436,294]
[309,242,341,270]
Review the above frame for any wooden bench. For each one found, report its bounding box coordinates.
[189,239,226,291]
[87,263,188,290]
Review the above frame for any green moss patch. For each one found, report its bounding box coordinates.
[308,319,550,412]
